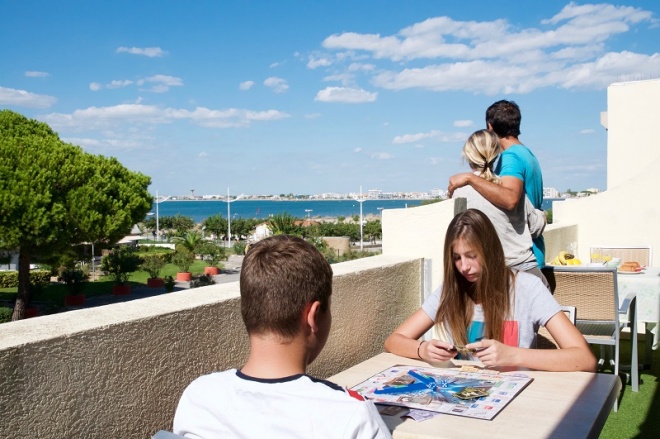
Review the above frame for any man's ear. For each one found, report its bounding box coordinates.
[487,122,493,131]
[304,301,322,334]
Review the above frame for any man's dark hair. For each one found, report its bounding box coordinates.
[240,235,332,339]
[486,100,521,138]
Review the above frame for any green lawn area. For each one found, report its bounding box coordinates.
[0,260,212,310]
[600,337,660,438]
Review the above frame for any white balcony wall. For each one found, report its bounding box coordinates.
[0,255,422,438]
[382,197,466,295]
[553,79,660,266]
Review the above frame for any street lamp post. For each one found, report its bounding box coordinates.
[154,190,171,242]
[353,186,366,251]
[225,188,245,248]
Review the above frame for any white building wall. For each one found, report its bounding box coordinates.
[554,79,660,266]
[607,79,660,190]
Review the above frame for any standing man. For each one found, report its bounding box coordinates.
[448,100,546,274]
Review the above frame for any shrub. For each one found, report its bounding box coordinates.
[190,274,215,289]
[0,306,13,323]
[58,267,87,296]
[233,241,247,255]
[100,246,142,285]
[171,250,194,273]
[200,242,226,267]
[0,270,51,288]
[141,254,165,279]
[163,275,176,292]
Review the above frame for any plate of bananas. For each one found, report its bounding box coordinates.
[549,251,582,266]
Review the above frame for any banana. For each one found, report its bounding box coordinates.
[549,257,561,265]
[558,251,574,265]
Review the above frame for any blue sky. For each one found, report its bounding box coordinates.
[1,1,659,196]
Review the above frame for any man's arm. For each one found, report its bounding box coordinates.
[448,173,523,211]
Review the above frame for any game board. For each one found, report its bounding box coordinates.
[350,364,533,420]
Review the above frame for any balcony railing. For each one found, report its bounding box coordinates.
[0,254,423,438]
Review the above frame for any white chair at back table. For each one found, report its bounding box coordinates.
[549,265,638,411]
[590,246,652,266]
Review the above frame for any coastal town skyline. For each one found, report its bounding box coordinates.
[158,185,590,200]
[1,1,659,195]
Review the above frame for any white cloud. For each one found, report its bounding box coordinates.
[453,120,473,128]
[392,130,466,144]
[264,76,289,93]
[314,86,377,103]
[198,152,209,158]
[348,63,375,72]
[0,86,56,108]
[42,104,290,131]
[25,71,49,78]
[89,75,181,92]
[315,4,658,95]
[353,147,362,153]
[107,80,134,89]
[307,56,332,69]
[371,152,393,160]
[116,46,167,57]
[579,128,595,135]
[239,80,254,90]
[135,74,184,93]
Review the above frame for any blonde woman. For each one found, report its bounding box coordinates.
[384,209,596,372]
[453,129,547,285]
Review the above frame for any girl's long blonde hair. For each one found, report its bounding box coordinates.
[462,129,501,184]
[436,209,513,345]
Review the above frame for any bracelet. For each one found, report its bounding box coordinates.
[417,340,425,360]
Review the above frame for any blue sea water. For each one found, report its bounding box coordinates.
[152,198,565,223]
[153,199,423,223]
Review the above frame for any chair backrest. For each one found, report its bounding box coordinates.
[551,266,618,322]
[590,246,652,266]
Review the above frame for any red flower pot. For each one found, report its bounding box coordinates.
[176,272,192,282]
[204,266,219,276]
[147,278,165,288]
[25,307,40,318]
[64,295,86,306]
[112,284,131,295]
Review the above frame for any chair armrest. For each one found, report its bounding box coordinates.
[618,292,637,314]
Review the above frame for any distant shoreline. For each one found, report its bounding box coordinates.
[159,198,429,202]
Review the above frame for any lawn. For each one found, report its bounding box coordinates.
[600,337,660,438]
[0,259,212,311]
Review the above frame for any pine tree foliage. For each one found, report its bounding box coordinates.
[0,110,152,320]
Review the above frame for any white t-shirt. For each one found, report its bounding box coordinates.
[173,369,392,439]
[422,271,561,348]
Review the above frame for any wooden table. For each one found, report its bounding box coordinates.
[329,353,620,439]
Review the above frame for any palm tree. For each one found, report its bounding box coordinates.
[267,213,301,236]
[171,231,203,257]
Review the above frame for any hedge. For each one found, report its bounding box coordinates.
[0,306,13,323]
[0,270,51,288]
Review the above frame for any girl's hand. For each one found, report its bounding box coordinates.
[420,340,458,362]
[466,339,518,367]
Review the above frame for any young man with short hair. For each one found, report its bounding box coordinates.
[173,235,391,438]
[448,100,546,269]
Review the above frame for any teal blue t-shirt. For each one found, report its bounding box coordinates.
[495,144,545,266]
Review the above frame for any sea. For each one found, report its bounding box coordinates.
[152,198,564,223]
